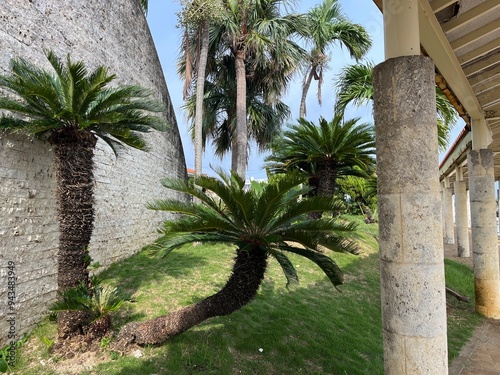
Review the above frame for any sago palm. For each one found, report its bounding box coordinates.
[0,50,166,338]
[115,171,357,346]
[334,62,457,150]
[299,0,371,118]
[266,115,375,202]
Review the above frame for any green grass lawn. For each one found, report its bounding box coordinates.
[13,216,482,375]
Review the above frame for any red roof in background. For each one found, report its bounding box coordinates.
[187,168,208,176]
[438,126,470,170]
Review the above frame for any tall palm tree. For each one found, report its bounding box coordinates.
[0,51,166,338]
[334,62,458,150]
[208,0,306,178]
[266,115,376,202]
[178,0,224,177]
[182,54,291,159]
[299,0,371,119]
[114,171,357,346]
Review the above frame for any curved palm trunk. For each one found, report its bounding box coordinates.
[114,246,268,347]
[50,128,97,338]
[233,49,248,179]
[194,19,210,177]
[299,67,315,119]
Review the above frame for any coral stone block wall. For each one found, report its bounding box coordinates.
[0,0,187,346]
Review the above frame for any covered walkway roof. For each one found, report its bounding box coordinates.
[373,0,500,186]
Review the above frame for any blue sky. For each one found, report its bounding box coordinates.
[144,1,392,179]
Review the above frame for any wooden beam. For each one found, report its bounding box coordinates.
[418,0,483,119]
[451,19,500,51]
[430,0,458,13]
[458,38,500,66]
[469,64,500,87]
[463,52,500,77]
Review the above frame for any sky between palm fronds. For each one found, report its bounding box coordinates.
[146,0,463,180]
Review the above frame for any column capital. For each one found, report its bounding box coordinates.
[471,116,492,150]
[455,165,464,181]
[383,0,420,59]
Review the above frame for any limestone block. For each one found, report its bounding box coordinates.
[468,149,494,176]
[373,56,438,196]
[469,176,496,204]
[472,253,500,280]
[379,192,443,264]
[383,331,448,374]
[474,278,500,319]
[378,194,403,262]
[470,207,497,229]
[380,261,447,337]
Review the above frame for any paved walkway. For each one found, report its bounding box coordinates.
[444,241,500,375]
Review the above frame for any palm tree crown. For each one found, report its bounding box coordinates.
[0,50,166,151]
[299,0,371,118]
[266,115,375,200]
[182,54,291,158]
[206,0,306,178]
[149,171,357,286]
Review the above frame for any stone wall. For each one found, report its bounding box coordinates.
[0,0,187,346]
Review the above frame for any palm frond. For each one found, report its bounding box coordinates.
[334,62,374,115]
[280,245,344,287]
[268,248,299,287]
[148,232,239,257]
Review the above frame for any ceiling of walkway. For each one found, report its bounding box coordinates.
[373,0,500,187]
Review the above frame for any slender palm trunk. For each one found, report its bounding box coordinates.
[194,19,210,177]
[233,49,247,179]
[299,67,315,119]
[114,246,268,347]
[50,128,97,338]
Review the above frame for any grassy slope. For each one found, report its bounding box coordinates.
[14,216,482,375]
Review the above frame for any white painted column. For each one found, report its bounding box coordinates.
[468,117,500,318]
[383,0,420,59]
[442,177,454,244]
[454,166,469,257]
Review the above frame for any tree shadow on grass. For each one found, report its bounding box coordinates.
[98,245,211,299]
[99,243,237,328]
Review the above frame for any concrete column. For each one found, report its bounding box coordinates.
[468,148,500,318]
[374,56,448,374]
[442,178,454,244]
[454,167,469,257]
